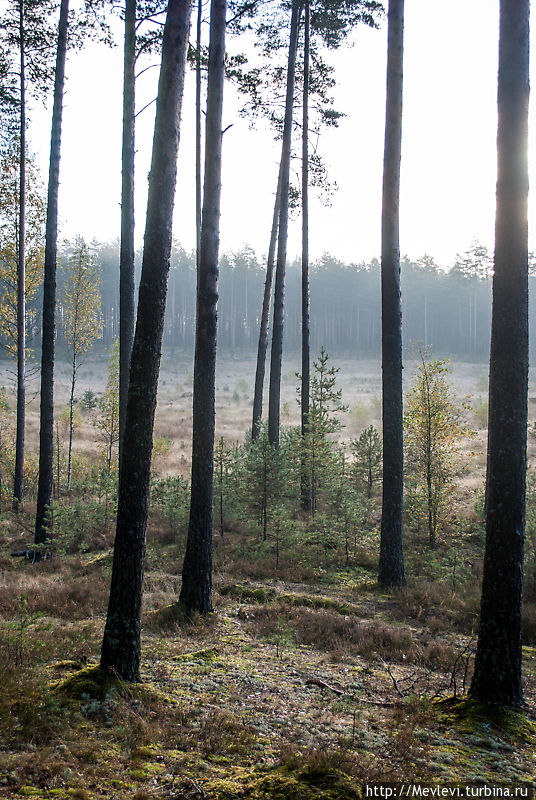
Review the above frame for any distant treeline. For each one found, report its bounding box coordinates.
[20,241,536,361]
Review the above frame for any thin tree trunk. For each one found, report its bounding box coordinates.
[180,0,226,615]
[251,170,281,440]
[378,0,405,587]
[267,0,301,447]
[423,360,435,548]
[13,0,26,511]
[35,0,69,543]
[100,0,192,682]
[67,350,76,489]
[219,450,223,537]
[55,422,61,499]
[470,0,529,707]
[300,0,311,510]
[195,0,202,265]
[119,0,136,473]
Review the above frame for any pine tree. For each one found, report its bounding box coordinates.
[240,425,289,541]
[378,0,405,588]
[298,347,347,514]
[119,0,136,473]
[0,0,58,509]
[350,425,382,499]
[180,0,227,615]
[100,0,192,681]
[267,0,301,448]
[35,0,69,543]
[470,0,529,707]
[118,0,167,470]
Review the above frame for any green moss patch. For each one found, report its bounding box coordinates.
[278,593,355,616]
[219,584,277,604]
[52,665,118,700]
[435,698,536,744]
[172,647,219,662]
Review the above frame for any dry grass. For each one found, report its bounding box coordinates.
[389,580,481,634]
[241,602,460,670]
[0,560,109,620]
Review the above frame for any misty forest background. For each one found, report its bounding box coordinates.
[17,240,536,359]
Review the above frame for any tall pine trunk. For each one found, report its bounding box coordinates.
[378,0,405,587]
[35,0,69,543]
[119,0,136,472]
[195,0,202,265]
[300,0,310,510]
[180,0,226,615]
[100,0,192,681]
[251,169,281,441]
[267,0,301,447]
[13,0,26,510]
[470,0,529,707]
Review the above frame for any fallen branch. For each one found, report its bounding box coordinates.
[383,662,405,699]
[305,677,344,696]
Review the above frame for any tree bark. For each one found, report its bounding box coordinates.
[267,0,301,447]
[35,0,69,543]
[470,0,529,707]
[119,0,136,473]
[180,0,226,615]
[100,0,192,681]
[378,0,405,587]
[13,0,26,511]
[251,169,281,441]
[195,0,202,265]
[300,0,311,510]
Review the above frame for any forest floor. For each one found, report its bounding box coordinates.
[0,355,535,798]
[0,517,535,799]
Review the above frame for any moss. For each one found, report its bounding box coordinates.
[129,762,161,780]
[440,698,536,744]
[278,593,355,616]
[47,660,87,673]
[219,584,277,604]
[241,768,360,800]
[52,665,118,700]
[172,647,219,662]
[81,551,112,569]
[131,745,161,760]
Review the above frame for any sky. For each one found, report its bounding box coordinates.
[27,0,536,268]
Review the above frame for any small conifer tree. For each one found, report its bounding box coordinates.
[350,425,382,499]
[298,347,347,513]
